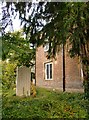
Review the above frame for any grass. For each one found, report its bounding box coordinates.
[2,87,89,119]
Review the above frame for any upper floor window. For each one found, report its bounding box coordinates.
[44,43,49,52]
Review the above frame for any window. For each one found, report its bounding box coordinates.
[45,62,53,80]
[44,43,49,52]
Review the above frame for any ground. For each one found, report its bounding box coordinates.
[2,87,89,119]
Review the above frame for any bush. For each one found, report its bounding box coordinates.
[2,61,17,90]
[31,82,36,97]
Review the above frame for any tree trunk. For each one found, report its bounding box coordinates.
[63,43,65,92]
[81,43,89,99]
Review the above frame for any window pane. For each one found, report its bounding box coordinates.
[47,64,49,79]
[44,43,49,52]
[45,63,52,80]
[50,64,52,79]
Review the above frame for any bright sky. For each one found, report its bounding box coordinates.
[5,10,22,32]
[0,2,45,33]
[0,2,22,33]
[12,12,21,31]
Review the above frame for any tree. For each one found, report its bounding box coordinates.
[64,3,89,98]
[2,30,35,67]
[36,2,89,98]
[1,2,89,98]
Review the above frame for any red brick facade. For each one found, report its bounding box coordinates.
[36,45,84,92]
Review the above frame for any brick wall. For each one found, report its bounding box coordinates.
[36,45,84,92]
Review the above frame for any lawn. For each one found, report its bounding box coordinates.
[2,87,89,119]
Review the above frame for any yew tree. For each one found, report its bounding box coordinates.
[1,2,89,98]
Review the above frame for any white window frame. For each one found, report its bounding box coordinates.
[45,62,53,80]
[44,43,49,52]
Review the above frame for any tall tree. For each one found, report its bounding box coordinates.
[1,2,89,98]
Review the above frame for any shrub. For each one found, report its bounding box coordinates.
[2,61,17,90]
[31,82,36,97]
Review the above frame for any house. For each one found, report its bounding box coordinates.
[36,43,84,92]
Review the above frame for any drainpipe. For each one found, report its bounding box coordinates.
[63,43,65,92]
[35,44,37,86]
[35,54,36,86]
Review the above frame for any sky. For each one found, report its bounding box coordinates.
[0,1,45,33]
[0,1,40,33]
[6,12,21,32]
[0,2,22,33]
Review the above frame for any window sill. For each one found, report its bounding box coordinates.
[45,79,53,81]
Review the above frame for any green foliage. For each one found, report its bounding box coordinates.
[2,61,17,90]
[1,1,89,99]
[1,2,89,57]
[2,31,35,67]
[83,79,89,99]
[2,87,89,118]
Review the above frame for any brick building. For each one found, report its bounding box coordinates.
[36,44,84,92]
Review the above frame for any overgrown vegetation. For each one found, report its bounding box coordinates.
[2,61,17,90]
[1,2,89,99]
[2,87,89,119]
[1,61,89,118]
[2,31,35,67]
